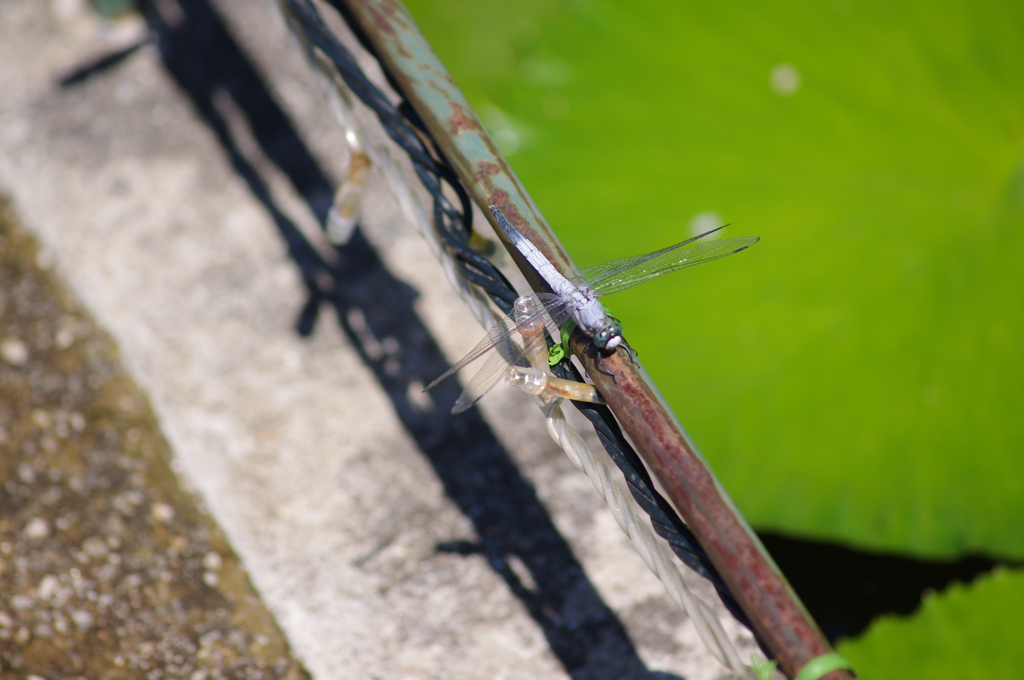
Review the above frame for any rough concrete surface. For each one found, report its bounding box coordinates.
[0,196,309,679]
[0,1,760,679]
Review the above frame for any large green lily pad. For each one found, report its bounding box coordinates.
[837,567,1024,678]
[405,0,1024,560]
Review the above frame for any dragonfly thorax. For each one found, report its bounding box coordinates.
[565,287,623,349]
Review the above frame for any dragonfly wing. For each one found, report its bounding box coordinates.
[588,236,759,297]
[424,313,517,391]
[577,225,728,288]
[424,293,567,392]
[452,293,574,413]
[451,332,527,414]
[525,292,573,339]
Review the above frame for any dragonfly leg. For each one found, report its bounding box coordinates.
[591,345,618,382]
[619,338,639,367]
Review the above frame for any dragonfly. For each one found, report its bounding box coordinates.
[427,206,759,412]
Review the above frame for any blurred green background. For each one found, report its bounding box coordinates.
[403,0,1024,676]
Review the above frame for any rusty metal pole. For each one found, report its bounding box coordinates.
[330,1,854,677]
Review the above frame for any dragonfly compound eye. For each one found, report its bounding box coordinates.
[593,326,621,349]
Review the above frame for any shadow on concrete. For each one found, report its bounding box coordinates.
[53,0,665,677]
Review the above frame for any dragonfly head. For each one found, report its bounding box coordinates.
[593,321,623,351]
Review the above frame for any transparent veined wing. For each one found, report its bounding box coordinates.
[450,306,606,413]
[451,294,607,413]
[585,236,759,297]
[424,292,569,392]
[451,328,529,413]
[575,226,727,289]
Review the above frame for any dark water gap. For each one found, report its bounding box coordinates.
[758,530,1019,642]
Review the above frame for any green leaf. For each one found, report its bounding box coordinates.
[547,341,567,367]
[405,0,1024,560]
[837,568,1024,679]
[751,657,778,680]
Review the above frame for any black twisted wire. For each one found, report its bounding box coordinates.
[282,0,764,648]
[284,0,517,315]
